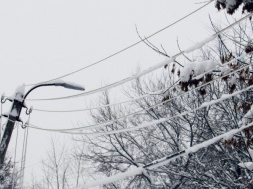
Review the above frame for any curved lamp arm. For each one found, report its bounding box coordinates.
[23,82,85,100]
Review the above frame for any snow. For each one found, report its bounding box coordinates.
[34,93,152,113]
[13,84,25,102]
[249,149,253,160]
[186,136,223,153]
[218,0,238,13]
[191,55,248,81]
[28,120,115,132]
[242,104,253,125]
[49,79,85,91]
[72,167,144,189]
[31,83,253,135]
[238,162,253,171]
[180,123,253,160]
[28,14,253,101]
[71,121,253,189]
[220,65,231,75]
[186,121,253,154]
[36,55,247,113]
[180,60,217,82]
[102,85,253,135]
[228,75,237,86]
[142,169,154,184]
[148,122,253,170]
[184,35,217,53]
[200,85,253,109]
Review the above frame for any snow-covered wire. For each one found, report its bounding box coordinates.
[70,121,253,189]
[22,12,253,101]
[32,93,152,113]
[31,55,248,113]
[61,84,253,136]
[11,79,251,173]
[25,0,214,87]
[27,65,253,134]
[28,62,251,131]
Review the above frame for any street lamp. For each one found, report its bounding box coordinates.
[0,81,85,167]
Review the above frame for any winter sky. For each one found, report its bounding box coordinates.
[0,0,236,186]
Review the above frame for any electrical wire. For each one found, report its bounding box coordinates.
[27,64,250,134]
[32,93,152,113]
[31,55,245,113]
[55,84,253,136]
[72,120,253,189]
[20,127,27,185]
[26,62,251,135]
[6,66,252,179]
[2,62,251,136]
[11,123,18,189]
[25,0,214,87]
[22,11,253,101]
[20,127,29,188]
[2,11,250,104]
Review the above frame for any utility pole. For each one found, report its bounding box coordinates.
[0,82,85,169]
[0,89,24,168]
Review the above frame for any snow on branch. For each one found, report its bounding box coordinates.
[87,84,253,136]
[184,36,217,53]
[25,12,253,101]
[49,77,253,136]
[215,0,253,15]
[147,121,253,170]
[180,60,217,82]
[71,120,253,188]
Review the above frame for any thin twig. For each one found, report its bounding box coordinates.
[177,37,192,62]
[135,25,184,67]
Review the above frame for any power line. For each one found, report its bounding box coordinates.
[27,64,253,134]
[23,11,253,101]
[74,121,253,189]
[58,83,253,136]
[5,77,253,183]
[32,94,152,113]
[6,65,252,186]
[31,55,244,113]
[27,63,251,132]
[25,0,214,87]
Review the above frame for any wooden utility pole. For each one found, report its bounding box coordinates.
[0,91,24,167]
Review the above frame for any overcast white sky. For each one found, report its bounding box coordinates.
[0,0,235,186]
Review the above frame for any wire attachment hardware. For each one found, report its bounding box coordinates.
[1,114,8,118]
[25,106,33,115]
[17,119,25,129]
[21,122,28,129]
[22,107,32,129]
[1,94,13,104]
[1,95,6,104]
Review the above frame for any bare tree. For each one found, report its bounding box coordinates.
[74,17,253,189]
[33,137,71,189]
